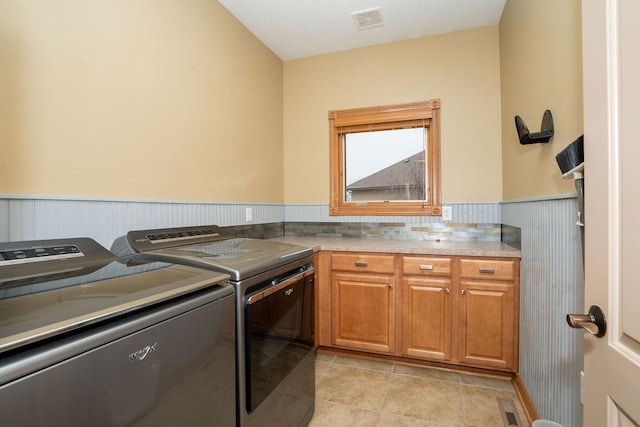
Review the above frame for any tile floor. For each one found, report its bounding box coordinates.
[309,352,530,427]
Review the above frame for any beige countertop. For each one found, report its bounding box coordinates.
[270,236,521,258]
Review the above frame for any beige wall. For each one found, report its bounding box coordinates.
[0,0,284,202]
[499,0,583,200]
[0,1,583,205]
[283,26,503,204]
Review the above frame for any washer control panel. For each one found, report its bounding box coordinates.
[0,245,84,266]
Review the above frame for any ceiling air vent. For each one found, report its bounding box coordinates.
[351,7,385,31]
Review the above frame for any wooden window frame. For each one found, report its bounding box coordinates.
[329,99,441,216]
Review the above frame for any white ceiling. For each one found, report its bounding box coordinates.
[217,0,507,61]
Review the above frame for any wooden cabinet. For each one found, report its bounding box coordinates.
[319,251,520,372]
[330,253,396,354]
[401,256,452,361]
[458,258,518,371]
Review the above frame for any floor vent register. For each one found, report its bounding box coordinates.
[497,397,522,426]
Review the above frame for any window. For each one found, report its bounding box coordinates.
[329,100,441,216]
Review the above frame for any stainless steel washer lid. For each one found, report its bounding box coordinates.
[143,238,312,280]
[112,226,314,281]
[0,238,231,354]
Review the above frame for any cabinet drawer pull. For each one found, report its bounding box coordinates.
[355,261,368,267]
[419,264,434,271]
[479,268,495,274]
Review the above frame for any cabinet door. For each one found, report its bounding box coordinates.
[459,280,516,370]
[401,277,452,361]
[332,272,395,353]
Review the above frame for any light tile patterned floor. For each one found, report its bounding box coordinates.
[309,352,530,427]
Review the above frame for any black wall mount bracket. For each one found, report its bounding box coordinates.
[515,109,554,145]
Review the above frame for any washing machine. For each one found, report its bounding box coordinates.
[0,237,236,426]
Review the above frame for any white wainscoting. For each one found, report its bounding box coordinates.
[0,199,9,242]
[0,196,284,248]
[284,202,501,224]
[502,196,584,427]
[1,198,502,246]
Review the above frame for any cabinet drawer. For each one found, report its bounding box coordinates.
[402,256,451,276]
[460,259,515,281]
[331,253,395,274]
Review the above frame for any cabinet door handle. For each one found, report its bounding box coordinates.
[461,289,466,295]
[419,264,434,271]
[355,261,368,267]
[388,284,394,289]
[444,288,450,294]
[479,268,495,274]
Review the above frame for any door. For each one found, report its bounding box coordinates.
[582,0,640,425]
[245,272,315,414]
[401,276,452,361]
[459,280,516,371]
[332,272,395,353]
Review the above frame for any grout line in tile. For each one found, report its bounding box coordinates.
[460,381,516,393]
[458,371,470,427]
[315,397,455,427]
[390,370,463,385]
[376,368,394,427]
